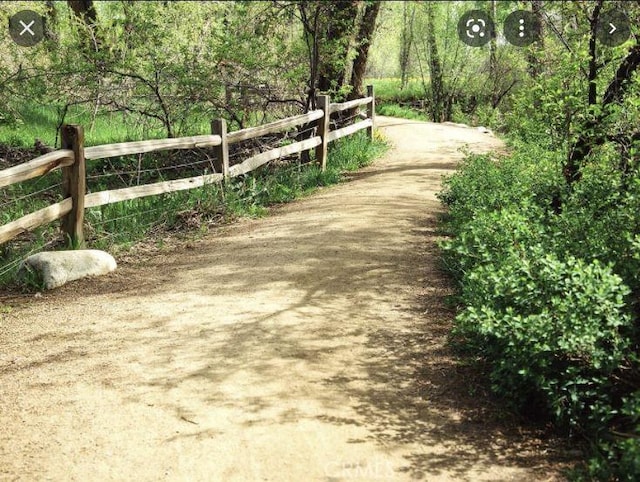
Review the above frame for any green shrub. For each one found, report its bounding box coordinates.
[438,147,563,232]
[440,141,640,479]
[440,205,547,281]
[550,164,640,292]
[589,392,640,481]
[457,246,631,426]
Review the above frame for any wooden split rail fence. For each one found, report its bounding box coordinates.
[0,87,375,248]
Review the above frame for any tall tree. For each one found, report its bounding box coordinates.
[44,0,58,45]
[425,2,444,122]
[316,0,360,95]
[296,0,361,108]
[399,1,415,90]
[489,0,498,107]
[565,41,640,185]
[526,0,544,78]
[347,1,381,100]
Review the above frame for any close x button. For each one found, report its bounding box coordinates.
[9,10,44,47]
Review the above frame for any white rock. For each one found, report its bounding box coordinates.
[19,250,117,290]
[476,126,493,135]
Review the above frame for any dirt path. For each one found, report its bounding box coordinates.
[0,117,575,481]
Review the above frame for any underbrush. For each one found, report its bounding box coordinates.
[367,78,426,104]
[438,145,640,479]
[0,132,388,288]
[376,103,431,122]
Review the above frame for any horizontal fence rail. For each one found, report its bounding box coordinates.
[327,119,373,143]
[84,134,223,160]
[0,150,74,188]
[227,109,324,144]
[329,96,374,114]
[84,173,226,209]
[0,86,375,248]
[229,136,322,178]
[0,199,72,245]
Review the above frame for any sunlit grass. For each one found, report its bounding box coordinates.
[366,77,426,103]
[0,101,288,149]
[0,103,216,148]
[376,104,431,121]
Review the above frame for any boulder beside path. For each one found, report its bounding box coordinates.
[19,250,117,290]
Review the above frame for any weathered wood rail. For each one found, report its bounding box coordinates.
[0,86,375,247]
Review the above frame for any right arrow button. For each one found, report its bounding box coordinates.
[597,10,630,47]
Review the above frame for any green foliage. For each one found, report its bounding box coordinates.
[0,1,341,145]
[551,164,640,293]
[587,397,640,482]
[438,147,563,231]
[368,78,425,103]
[376,103,430,121]
[15,260,46,292]
[440,137,640,478]
[458,248,630,423]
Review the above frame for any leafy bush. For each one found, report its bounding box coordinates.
[550,164,640,293]
[457,247,631,426]
[439,140,640,479]
[440,205,546,281]
[439,147,563,227]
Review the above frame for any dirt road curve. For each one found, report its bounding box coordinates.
[1,117,574,481]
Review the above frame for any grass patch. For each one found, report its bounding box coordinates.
[368,77,432,122]
[367,78,426,103]
[0,104,145,148]
[0,103,217,149]
[0,101,293,149]
[376,103,431,121]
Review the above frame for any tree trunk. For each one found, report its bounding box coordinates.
[399,1,415,90]
[44,0,58,45]
[426,2,444,122]
[347,1,381,101]
[489,0,500,109]
[298,2,323,112]
[68,0,98,23]
[489,0,498,108]
[587,1,603,106]
[317,0,360,97]
[526,0,544,78]
[67,0,100,53]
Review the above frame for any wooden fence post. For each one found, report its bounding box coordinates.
[61,124,86,248]
[316,95,330,171]
[367,84,375,141]
[211,118,229,180]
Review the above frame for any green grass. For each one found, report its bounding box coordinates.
[366,77,434,123]
[0,131,388,289]
[366,77,426,103]
[376,103,431,121]
[0,103,216,148]
[0,101,290,149]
